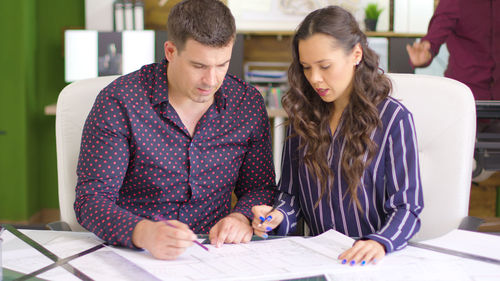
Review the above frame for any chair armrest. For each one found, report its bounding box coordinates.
[46,221,72,231]
[458,216,484,231]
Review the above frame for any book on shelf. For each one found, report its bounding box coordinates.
[245,70,288,83]
[254,85,286,109]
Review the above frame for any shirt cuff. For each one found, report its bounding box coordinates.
[364,233,394,253]
[232,204,253,222]
[275,208,290,236]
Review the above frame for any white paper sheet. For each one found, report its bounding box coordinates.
[421,229,500,260]
[110,235,347,281]
[3,229,500,281]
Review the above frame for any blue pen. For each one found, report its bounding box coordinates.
[259,216,267,223]
[258,201,281,241]
[265,202,280,221]
[259,184,282,224]
[259,199,280,224]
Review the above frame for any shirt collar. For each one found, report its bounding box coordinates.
[150,59,170,106]
[150,59,227,113]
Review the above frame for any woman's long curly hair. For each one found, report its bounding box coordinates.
[282,6,392,210]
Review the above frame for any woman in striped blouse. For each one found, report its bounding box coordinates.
[252,6,423,265]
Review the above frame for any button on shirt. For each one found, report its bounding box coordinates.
[74,59,276,248]
[276,97,424,253]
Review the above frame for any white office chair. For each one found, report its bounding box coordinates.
[54,73,477,240]
[387,73,477,241]
[54,75,120,231]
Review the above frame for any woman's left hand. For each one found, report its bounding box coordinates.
[337,239,386,266]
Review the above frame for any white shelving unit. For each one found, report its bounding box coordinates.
[244,61,289,180]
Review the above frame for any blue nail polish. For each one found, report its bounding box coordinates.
[361,260,366,266]
[266,215,273,221]
[259,216,266,222]
[341,259,347,264]
[262,233,268,239]
[266,226,272,231]
[350,260,356,266]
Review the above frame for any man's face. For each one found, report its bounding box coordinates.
[165,38,234,104]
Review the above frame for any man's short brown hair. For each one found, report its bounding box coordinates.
[167,0,236,51]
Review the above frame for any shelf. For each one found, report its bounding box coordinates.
[240,31,425,38]
[365,31,425,38]
[45,104,56,115]
[267,108,287,118]
[247,77,288,84]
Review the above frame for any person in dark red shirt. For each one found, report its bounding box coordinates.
[406,0,499,101]
[74,0,276,260]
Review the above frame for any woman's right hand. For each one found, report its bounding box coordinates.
[251,205,284,238]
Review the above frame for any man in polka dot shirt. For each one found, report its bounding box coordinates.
[74,0,276,260]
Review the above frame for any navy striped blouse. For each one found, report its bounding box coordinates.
[275,97,424,253]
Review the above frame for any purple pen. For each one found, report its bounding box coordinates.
[154,216,209,251]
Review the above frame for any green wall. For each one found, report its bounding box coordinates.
[0,0,84,221]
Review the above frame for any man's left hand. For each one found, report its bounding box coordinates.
[209,212,253,247]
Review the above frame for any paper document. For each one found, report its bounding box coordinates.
[3,228,500,281]
[110,232,353,281]
[421,229,500,260]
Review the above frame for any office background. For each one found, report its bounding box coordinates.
[0,0,498,230]
[0,0,84,224]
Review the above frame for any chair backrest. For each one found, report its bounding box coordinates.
[387,73,476,241]
[56,74,476,238]
[56,75,119,231]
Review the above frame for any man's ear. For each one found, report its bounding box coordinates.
[164,41,177,62]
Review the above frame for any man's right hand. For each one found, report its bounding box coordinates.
[132,219,197,260]
[406,40,432,67]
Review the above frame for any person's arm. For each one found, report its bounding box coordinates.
[74,86,196,259]
[421,0,460,56]
[209,90,276,246]
[229,90,277,217]
[74,88,143,248]
[251,125,303,237]
[338,111,423,266]
[273,126,303,236]
[364,112,424,253]
[407,0,459,67]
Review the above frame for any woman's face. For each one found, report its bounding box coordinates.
[298,33,362,107]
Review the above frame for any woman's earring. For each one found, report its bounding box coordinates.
[356,60,361,66]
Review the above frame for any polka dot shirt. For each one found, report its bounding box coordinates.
[74,59,276,248]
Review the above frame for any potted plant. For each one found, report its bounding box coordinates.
[364,3,383,31]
